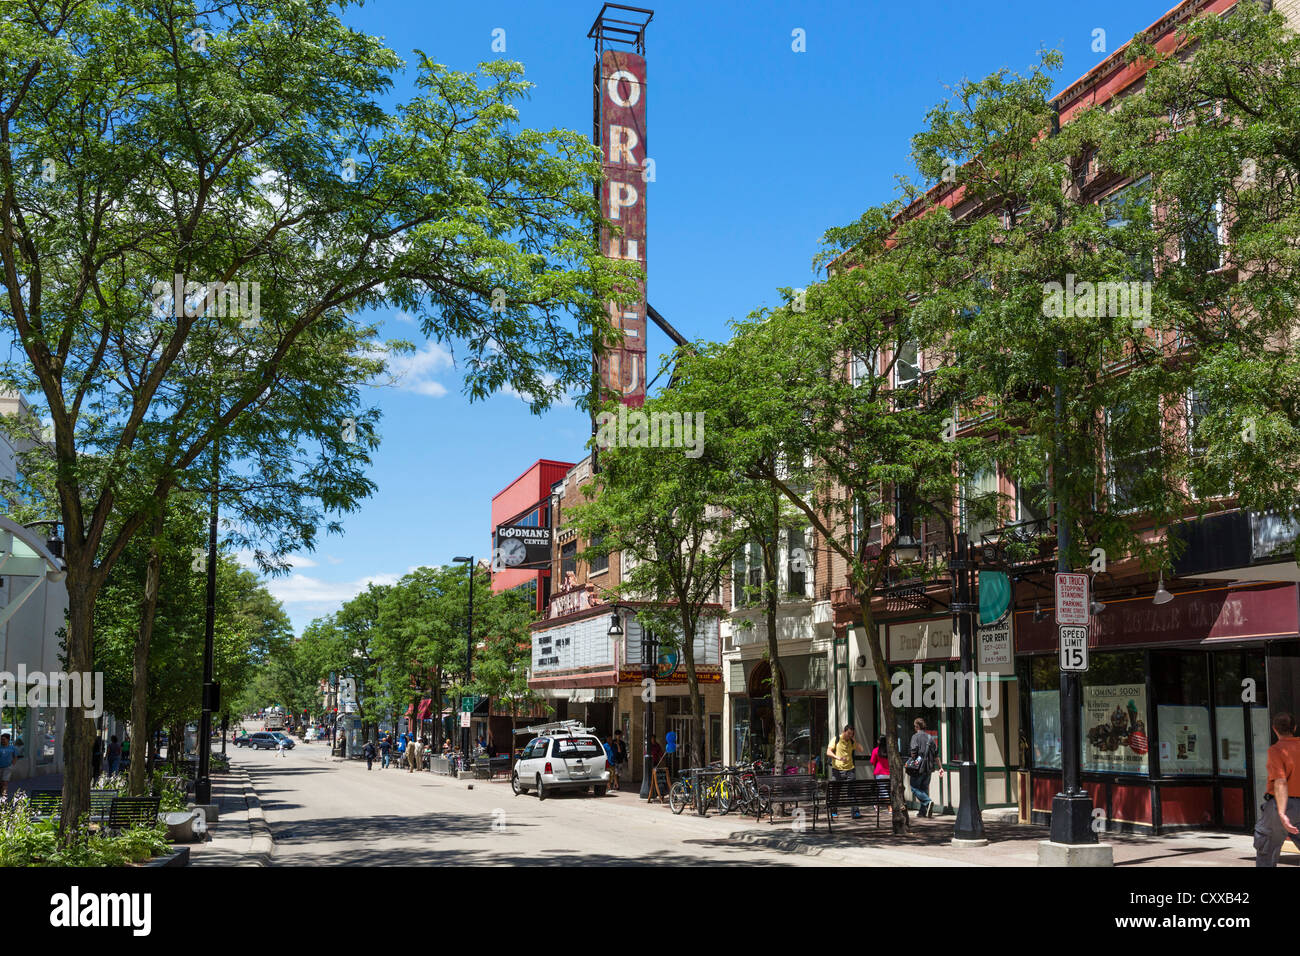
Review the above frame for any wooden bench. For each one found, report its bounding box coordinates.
[825,778,892,831]
[753,773,822,830]
[106,797,161,831]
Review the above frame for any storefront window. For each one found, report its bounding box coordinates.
[785,697,828,773]
[0,705,27,759]
[1214,652,1267,782]
[1152,652,1211,776]
[1081,652,1147,775]
[890,663,943,758]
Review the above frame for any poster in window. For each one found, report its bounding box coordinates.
[1031,690,1062,770]
[1157,705,1213,776]
[1082,683,1148,774]
[1214,706,1246,778]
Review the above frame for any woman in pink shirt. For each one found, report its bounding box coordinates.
[870,736,891,777]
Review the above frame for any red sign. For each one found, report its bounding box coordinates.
[596,49,647,408]
[1129,731,1149,755]
[1055,572,1090,625]
[1018,583,1300,653]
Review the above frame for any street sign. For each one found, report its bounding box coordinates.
[1059,624,1089,672]
[460,712,471,728]
[1055,572,1090,625]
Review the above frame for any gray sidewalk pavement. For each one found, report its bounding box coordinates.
[189,764,275,866]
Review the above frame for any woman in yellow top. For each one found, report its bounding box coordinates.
[825,725,864,819]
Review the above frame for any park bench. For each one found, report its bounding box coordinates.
[27,789,62,818]
[753,773,822,830]
[474,756,512,780]
[825,778,892,831]
[106,796,161,831]
[90,789,118,822]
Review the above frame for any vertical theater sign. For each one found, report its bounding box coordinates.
[591,4,653,409]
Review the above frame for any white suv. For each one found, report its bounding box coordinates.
[511,734,610,799]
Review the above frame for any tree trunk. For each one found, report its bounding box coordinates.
[129,509,166,797]
[59,575,96,840]
[862,604,910,834]
[679,611,706,770]
[762,538,785,772]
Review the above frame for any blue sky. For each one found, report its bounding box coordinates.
[263,0,1180,632]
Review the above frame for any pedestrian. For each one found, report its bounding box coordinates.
[276,735,287,758]
[906,718,942,817]
[1255,711,1300,866]
[0,733,17,801]
[407,736,421,772]
[107,735,122,776]
[648,735,663,767]
[603,736,618,793]
[870,735,890,778]
[825,724,864,820]
[613,730,629,788]
[379,735,391,769]
[363,739,376,771]
[121,736,130,767]
[92,735,104,781]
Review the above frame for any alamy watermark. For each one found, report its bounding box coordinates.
[594,404,704,458]
[890,664,1000,718]
[1041,274,1151,325]
[0,667,103,718]
[150,273,260,326]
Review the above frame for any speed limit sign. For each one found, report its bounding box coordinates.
[1059,625,1089,672]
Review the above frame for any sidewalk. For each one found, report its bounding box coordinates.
[188,765,274,866]
[489,776,1286,866]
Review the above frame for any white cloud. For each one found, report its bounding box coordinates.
[266,571,403,608]
[383,341,455,398]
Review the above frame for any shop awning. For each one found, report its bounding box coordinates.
[416,698,433,720]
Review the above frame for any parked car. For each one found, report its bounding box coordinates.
[511,734,609,799]
[246,732,293,750]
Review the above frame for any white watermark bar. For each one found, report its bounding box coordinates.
[0,667,104,718]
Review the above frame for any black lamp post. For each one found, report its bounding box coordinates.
[454,556,475,763]
[194,431,220,807]
[950,532,985,842]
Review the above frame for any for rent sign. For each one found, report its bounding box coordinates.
[596,48,648,408]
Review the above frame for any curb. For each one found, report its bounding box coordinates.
[146,846,191,867]
[236,764,275,866]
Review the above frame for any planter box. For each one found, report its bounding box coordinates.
[145,846,190,867]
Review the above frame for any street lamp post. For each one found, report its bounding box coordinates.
[454,556,475,765]
[194,431,220,807]
[950,532,986,843]
[641,624,658,800]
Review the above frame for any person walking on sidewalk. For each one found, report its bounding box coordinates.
[826,725,864,819]
[379,735,391,769]
[0,733,17,800]
[614,730,629,787]
[1255,711,1300,866]
[907,718,941,817]
[869,736,890,779]
[107,735,122,775]
[276,735,287,758]
[363,739,376,771]
[603,736,619,793]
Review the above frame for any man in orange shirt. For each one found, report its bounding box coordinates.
[1254,712,1300,866]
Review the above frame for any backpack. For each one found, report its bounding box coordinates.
[905,737,933,776]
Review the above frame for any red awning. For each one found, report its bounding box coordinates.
[417,698,433,720]
[404,703,414,718]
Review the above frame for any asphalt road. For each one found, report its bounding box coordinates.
[230,738,820,866]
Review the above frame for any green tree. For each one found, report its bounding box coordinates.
[573,388,741,771]
[0,0,629,833]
